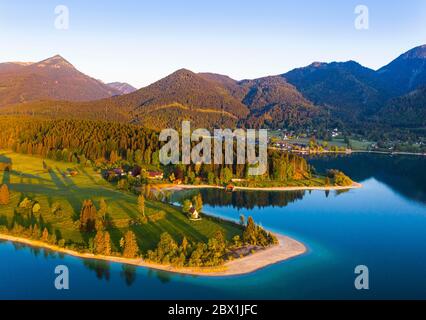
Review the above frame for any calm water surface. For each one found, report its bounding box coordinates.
[1,153,426,299]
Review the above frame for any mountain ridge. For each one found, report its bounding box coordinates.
[1,44,426,134]
[107,82,137,95]
[0,55,121,106]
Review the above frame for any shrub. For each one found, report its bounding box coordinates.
[19,197,33,209]
[0,184,10,205]
[32,203,41,214]
[148,211,166,223]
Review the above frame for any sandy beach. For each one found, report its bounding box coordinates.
[0,232,306,277]
[0,179,359,277]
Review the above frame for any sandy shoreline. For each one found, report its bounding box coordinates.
[159,182,362,192]
[0,178,359,276]
[0,233,306,277]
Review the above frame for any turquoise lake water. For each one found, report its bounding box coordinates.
[1,153,426,299]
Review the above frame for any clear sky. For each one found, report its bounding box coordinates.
[0,0,425,88]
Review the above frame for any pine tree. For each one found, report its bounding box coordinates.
[41,228,49,242]
[49,233,57,245]
[208,230,226,261]
[95,217,105,232]
[0,184,10,205]
[94,230,105,254]
[104,231,112,256]
[144,184,151,200]
[95,198,108,232]
[182,199,192,214]
[110,150,119,163]
[193,194,203,212]
[122,230,139,259]
[94,230,111,255]
[243,216,257,245]
[181,236,189,252]
[80,200,97,232]
[156,232,178,263]
[98,198,107,220]
[32,224,40,239]
[188,242,206,267]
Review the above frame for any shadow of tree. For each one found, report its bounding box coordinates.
[1,170,10,185]
[0,154,13,185]
[0,215,9,227]
[80,167,99,185]
[9,170,50,183]
[48,169,81,221]
[106,215,123,252]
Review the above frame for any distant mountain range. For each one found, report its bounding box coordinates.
[107,82,137,95]
[1,45,426,134]
[0,55,122,106]
[282,45,426,125]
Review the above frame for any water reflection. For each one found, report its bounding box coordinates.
[5,239,176,287]
[121,265,137,286]
[171,188,306,210]
[83,260,111,281]
[170,153,426,210]
[309,153,426,204]
[15,242,66,261]
[147,269,172,284]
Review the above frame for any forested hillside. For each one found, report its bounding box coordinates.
[0,117,312,183]
[0,117,160,165]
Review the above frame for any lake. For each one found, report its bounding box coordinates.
[1,153,426,299]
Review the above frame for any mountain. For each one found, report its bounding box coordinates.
[283,61,384,121]
[282,46,426,129]
[378,86,426,128]
[2,68,319,130]
[2,45,426,135]
[0,61,33,73]
[377,45,426,98]
[107,82,137,95]
[199,73,323,129]
[198,73,248,101]
[2,68,250,130]
[0,55,120,106]
[237,76,322,129]
[239,76,314,111]
[115,69,250,129]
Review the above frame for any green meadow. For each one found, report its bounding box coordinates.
[0,151,242,252]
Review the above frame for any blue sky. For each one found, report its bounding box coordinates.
[0,0,425,88]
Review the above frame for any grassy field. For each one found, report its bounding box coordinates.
[348,138,374,151]
[0,151,242,252]
[269,131,373,150]
[289,137,348,148]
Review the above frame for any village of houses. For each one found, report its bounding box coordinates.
[269,128,351,154]
[104,167,164,181]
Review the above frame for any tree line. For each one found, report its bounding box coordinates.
[0,117,159,166]
[0,117,313,185]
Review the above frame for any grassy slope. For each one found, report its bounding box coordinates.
[0,151,242,252]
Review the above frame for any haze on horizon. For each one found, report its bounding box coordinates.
[0,0,425,88]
